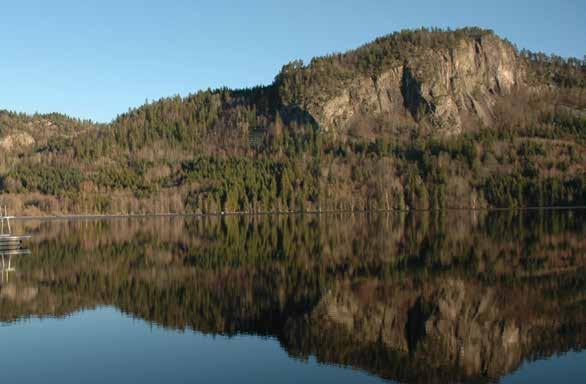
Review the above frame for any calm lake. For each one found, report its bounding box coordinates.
[1,210,585,383]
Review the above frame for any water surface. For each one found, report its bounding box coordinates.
[1,210,585,383]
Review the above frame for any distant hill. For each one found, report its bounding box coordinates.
[0,111,96,152]
[1,27,585,215]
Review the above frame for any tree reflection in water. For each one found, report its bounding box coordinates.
[1,210,585,383]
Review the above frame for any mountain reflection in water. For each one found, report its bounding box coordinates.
[1,210,585,383]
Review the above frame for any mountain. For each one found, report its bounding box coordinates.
[0,27,585,215]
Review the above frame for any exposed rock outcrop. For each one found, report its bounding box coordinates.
[284,33,525,135]
[0,132,35,152]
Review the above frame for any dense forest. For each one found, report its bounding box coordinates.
[0,27,585,215]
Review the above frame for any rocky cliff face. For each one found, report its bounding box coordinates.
[284,33,525,136]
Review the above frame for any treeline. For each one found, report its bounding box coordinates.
[0,110,96,133]
[521,49,586,88]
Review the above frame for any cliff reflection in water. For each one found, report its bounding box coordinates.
[1,210,585,383]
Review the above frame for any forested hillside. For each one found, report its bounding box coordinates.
[0,27,585,215]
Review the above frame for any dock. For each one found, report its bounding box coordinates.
[0,207,14,234]
[0,206,31,282]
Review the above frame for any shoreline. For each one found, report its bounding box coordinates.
[7,205,586,221]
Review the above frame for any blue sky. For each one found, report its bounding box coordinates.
[1,0,584,122]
